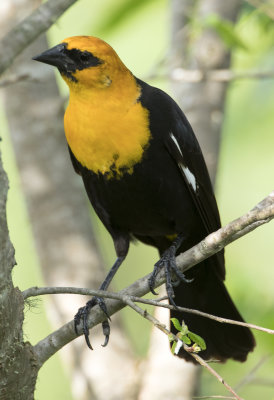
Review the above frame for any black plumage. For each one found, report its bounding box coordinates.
[69,78,255,362]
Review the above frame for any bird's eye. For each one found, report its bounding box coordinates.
[80,53,91,63]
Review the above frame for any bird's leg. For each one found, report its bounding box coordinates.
[148,233,193,306]
[74,256,125,349]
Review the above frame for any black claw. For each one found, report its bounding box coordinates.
[150,287,158,295]
[101,320,110,347]
[148,277,159,295]
[83,305,93,350]
[170,262,194,284]
[168,294,178,308]
[102,335,109,348]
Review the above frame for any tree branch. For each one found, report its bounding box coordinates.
[23,287,274,336]
[169,68,274,83]
[31,191,274,367]
[0,0,79,76]
[0,138,38,399]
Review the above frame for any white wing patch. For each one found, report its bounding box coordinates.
[170,133,197,192]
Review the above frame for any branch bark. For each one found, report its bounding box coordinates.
[0,0,79,76]
[23,288,274,336]
[0,147,38,398]
[32,191,274,367]
[170,68,274,82]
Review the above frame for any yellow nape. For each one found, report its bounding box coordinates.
[62,36,151,177]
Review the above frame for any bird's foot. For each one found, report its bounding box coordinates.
[74,296,111,349]
[148,245,193,306]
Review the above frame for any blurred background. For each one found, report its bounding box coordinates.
[0,0,274,399]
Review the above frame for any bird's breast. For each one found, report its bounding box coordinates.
[64,96,151,178]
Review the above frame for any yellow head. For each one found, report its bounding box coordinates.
[33,35,129,91]
[33,36,150,177]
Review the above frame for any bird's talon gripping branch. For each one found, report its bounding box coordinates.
[74,296,110,350]
[149,234,191,304]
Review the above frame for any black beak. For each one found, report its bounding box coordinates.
[32,43,74,71]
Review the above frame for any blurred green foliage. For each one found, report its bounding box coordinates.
[1,0,274,399]
[203,14,249,50]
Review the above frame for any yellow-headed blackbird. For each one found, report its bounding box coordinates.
[33,36,255,363]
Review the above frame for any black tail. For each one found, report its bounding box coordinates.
[171,259,255,363]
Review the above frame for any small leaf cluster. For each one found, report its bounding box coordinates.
[169,318,206,355]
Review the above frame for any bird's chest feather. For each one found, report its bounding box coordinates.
[64,95,151,178]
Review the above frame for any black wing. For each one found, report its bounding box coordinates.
[136,78,225,279]
[166,104,221,235]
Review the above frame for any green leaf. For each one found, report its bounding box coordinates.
[180,321,189,336]
[204,14,248,51]
[170,318,182,332]
[188,331,207,350]
[178,333,191,345]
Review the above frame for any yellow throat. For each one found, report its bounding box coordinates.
[63,59,151,178]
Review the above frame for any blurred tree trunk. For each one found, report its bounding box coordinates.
[170,0,242,183]
[0,149,37,399]
[0,2,137,399]
[139,1,242,398]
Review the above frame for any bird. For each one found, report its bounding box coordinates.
[33,36,255,363]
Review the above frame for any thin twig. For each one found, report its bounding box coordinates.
[169,68,274,83]
[124,296,243,400]
[32,192,274,366]
[146,68,274,83]
[0,0,79,76]
[130,297,274,336]
[23,287,274,336]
